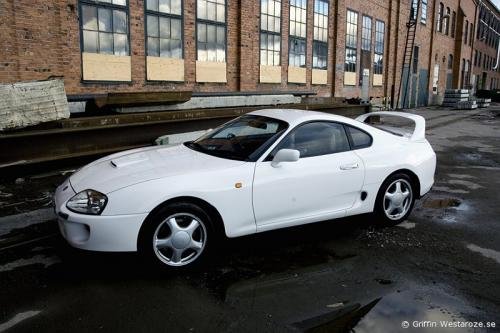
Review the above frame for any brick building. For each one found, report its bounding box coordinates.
[0,0,498,107]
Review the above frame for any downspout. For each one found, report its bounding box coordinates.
[493,38,500,70]
[427,0,437,98]
[391,0,402,107]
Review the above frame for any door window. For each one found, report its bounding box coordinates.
[272,122,350,158]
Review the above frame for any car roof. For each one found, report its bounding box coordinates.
[248,109,357,127]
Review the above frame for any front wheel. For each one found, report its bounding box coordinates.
[374,174,415,226]
[138,202,214,270]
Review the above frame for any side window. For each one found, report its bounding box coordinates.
[273,122,350,158]
[346,125,372,149]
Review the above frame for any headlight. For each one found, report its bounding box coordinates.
[66,189,108,215]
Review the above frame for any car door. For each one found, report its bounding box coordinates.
[252,121,365,228]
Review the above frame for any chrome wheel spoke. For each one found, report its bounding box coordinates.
[395,181,402,194]
[184,219,200,236]
[189,240,203,252]
[155,237,172,249]
[171,248,184,263]
[402,190,410,199]
[166,217,182,233]
[383,179,413,221]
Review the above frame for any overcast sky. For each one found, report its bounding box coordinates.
[493,0,500,10]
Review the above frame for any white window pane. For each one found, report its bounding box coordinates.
[113,10,127,33]
[217,4,225,22]
[261,16,267,30]
[275,17,280,32]
[147,0,158,11]
[172,40,182,58]
[260,33,267,49]
[171,0,182,15]
[275,1,280,16]
[160,38,171,57]
[290,22,295,35]
[82,5,97,30]
[208,47,216,61]
[98,8,112,32]
[197,0,206,19]
[207,2,216,21]
[113,0,126,5]
[147,15,159,37]
[261,50,267,65]
[207,24,216,43]
[217,26,225,44]
[83,30,98,52]
[99,32,113,54]
[216,47,225,62]
[114,33,128,55]
[198,48,207,61]
[171,19,181,39]
[197,23,206,42]
[148,37,159,56]
[159,0,170,13]
[159,17,170,38]
[273,52,280,66]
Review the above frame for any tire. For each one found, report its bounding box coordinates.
[374,173,416,226]
[138,202,215,270]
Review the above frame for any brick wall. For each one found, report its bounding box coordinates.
[0,0,491,103]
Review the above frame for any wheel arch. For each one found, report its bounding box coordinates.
[384,168,421,198]
[137,196,227,248]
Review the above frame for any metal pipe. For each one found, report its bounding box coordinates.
[493,41,500,70]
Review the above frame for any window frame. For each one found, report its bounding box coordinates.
[265,120,356,160]
[195,0,227,63]
[361,15,372,52]
[420,0,428,24]
[345,9,358,75]
[259,0,282,67]
[288,0,308,68]
[437,2,443,32]
[374,20,385,76]
[144,0,184,59]
[312,0,329,70]
[79,0,131,57]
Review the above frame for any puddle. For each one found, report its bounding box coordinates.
[466,244,500,265]
[423,198,461,208]
[354,289,473,333]
[396,221,416,229]
[0,254,60,272]
[292,287,476,333]
[0,311,41,332]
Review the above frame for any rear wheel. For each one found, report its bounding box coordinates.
[138,202,214,270]
[375,173,415,226]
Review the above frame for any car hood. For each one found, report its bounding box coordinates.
[69,144,246,194]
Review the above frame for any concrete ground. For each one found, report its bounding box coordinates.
[0,106,499,332]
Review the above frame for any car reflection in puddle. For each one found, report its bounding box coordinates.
[353,289,472,333]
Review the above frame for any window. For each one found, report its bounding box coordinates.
[451,11,456,37]
[448,54,453,69]
[260,0,281,66]
[274,122,350,158]
[80,0,129,55]
[412,45,419,74]
[469,24,473,46]
[361,16,372,51]
[345,10,358,73]
[197,0,226,62]
[146,0,182,58]
[444,7,450,35]
[421,0,427,24]
[410,0,418,22]
[289,0,307,67]
[313,0,329,69]
[345,125,372,149]
[464,20,468,45]
[437,3,443,32]
[191,115,288,162]
[374,20,385,75]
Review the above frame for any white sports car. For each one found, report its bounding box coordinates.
[54,109,436,269]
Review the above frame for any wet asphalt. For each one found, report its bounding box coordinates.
[0,107,499,332]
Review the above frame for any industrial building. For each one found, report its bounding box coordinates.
[0,0,498,108]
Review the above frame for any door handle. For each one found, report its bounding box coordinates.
[340,163,359,170]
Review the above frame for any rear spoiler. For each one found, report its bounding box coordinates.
[355,111,426,141]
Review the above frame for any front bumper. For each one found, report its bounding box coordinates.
[54,179,148,252]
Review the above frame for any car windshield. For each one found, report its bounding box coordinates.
[184,115,288,161]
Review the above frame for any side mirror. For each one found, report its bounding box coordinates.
[271,149,300,167]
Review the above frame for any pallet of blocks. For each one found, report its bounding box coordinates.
[441,89,470,108]
[455,100,478,110]
[476,98,491,108]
